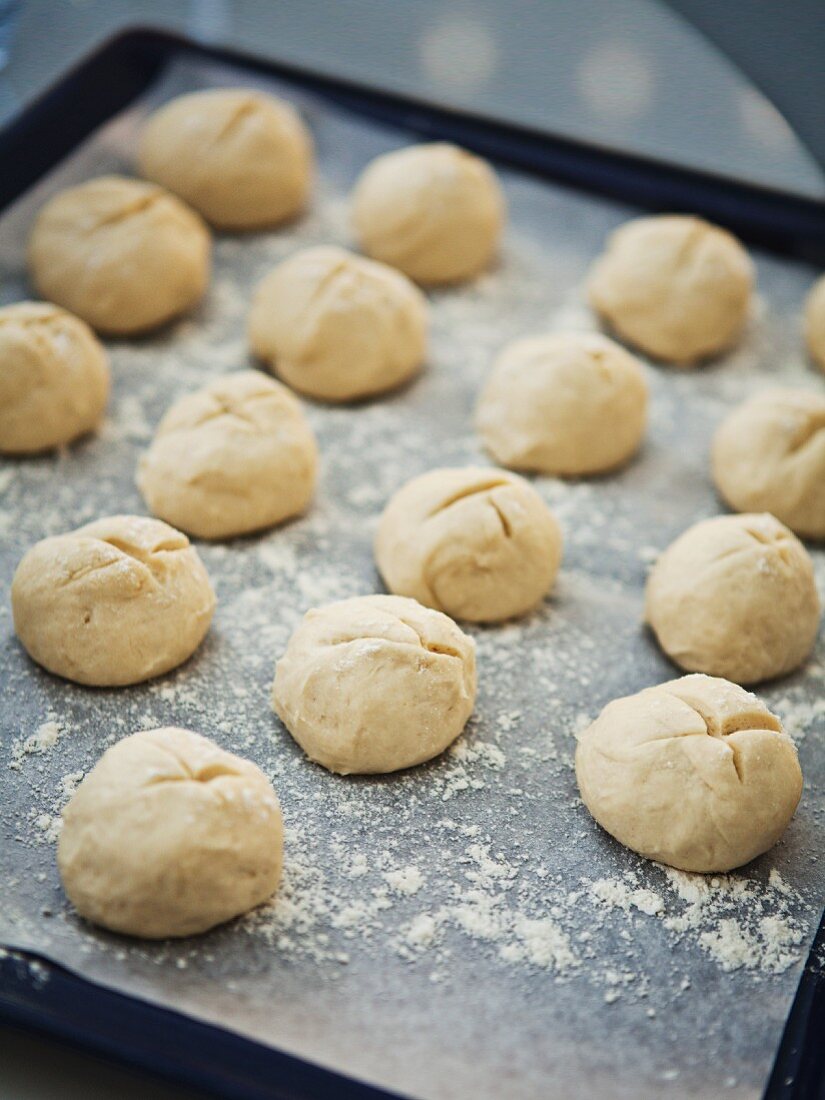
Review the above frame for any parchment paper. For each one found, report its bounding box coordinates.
[1,56,823,1100]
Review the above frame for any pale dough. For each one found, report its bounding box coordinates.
[375,466,562,622]
[351,142,505,284]
[0,301,109,454]
[588,215,753,364]
[476,332,648,475]
[712,388,825,539]
[645,513,820,684]
[11,515,215,686]
[805,275,825,371]
[28,176,210,334]
[575,674,803,872]
[249,245,428,402]
[273,594,476,774]
[138,88,313,230]
[137,370,317,539]
[58,727,283,938]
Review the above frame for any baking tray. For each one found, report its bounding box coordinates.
[1,27,824,1100]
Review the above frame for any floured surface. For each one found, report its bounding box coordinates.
[1,57,823,1100]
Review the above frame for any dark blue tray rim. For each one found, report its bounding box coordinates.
[0,945,400,1100]
[0,26,823,259]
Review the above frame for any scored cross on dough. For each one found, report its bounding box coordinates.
[28,176,210,335]
[138,88,313,229]
[272,594,476,775]
[137,370,318,540]
[11,514,215,686]
[58,727,284,938]
[0,301,110,455]
[375,466,562,623]
[351,143,505,285]
[644,512,820,684]
[575,674,802,873]
[712,389,825,539]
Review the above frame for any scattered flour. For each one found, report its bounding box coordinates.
[33,812,62,844]
[11,719,64,769]
[772,695,825,744]
[403,913,440,951]
[698,917,803,974]
[587,864,809,975]
[590,877,664,916]
[348,853,369,879]
[384,866,425,896]
[506,916,579,971]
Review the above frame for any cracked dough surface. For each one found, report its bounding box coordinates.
[712,387,825,539]
[588,214,753,364]
[138,88,313,230]
[645,512,820,684]
[11,514,215,686]
[375,466,562,622]
[0,301,110,454]
[272,594,476,774]
[137,370,317,539]
[58,727,283,938]
[575,674,803,872]
[248,245,427,402]
[28,175,210,334]
[351,142,505,285]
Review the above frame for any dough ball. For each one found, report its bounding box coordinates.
[351,142,505,284]
[11,514,215,686]
[137,89,312,230]
[137,371,317,539]
[273,594,476,774]
[588,215,753,364]
[249,245,427,402]
[28,176,210,334]
[375,467,562,622]
[58,727,283,938]
[645,513,819,684]
[0,301,109,454]
[804,274,825,371]
[575,674,802,872]
[476,332,648,475]
[712,388,825,539]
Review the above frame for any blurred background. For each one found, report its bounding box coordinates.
[0,2,822,1098]
[0,0,823,198]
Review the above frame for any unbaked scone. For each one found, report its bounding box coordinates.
[712,388,825,539]
[249,245,428,402]
[273,594,476,774]
[137,371,317,539]
[351,142,505,284]
[0,301,109,454]
[645,513,819,684]
[28,176,210,334]
[575,674,803,872]
[11,515,215,686]
[588,215,753,364]
[58,727,283,938]
[476,332,648,475]
[804,275,825,372]
[138,88,313,229]
[375,467,562,622]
